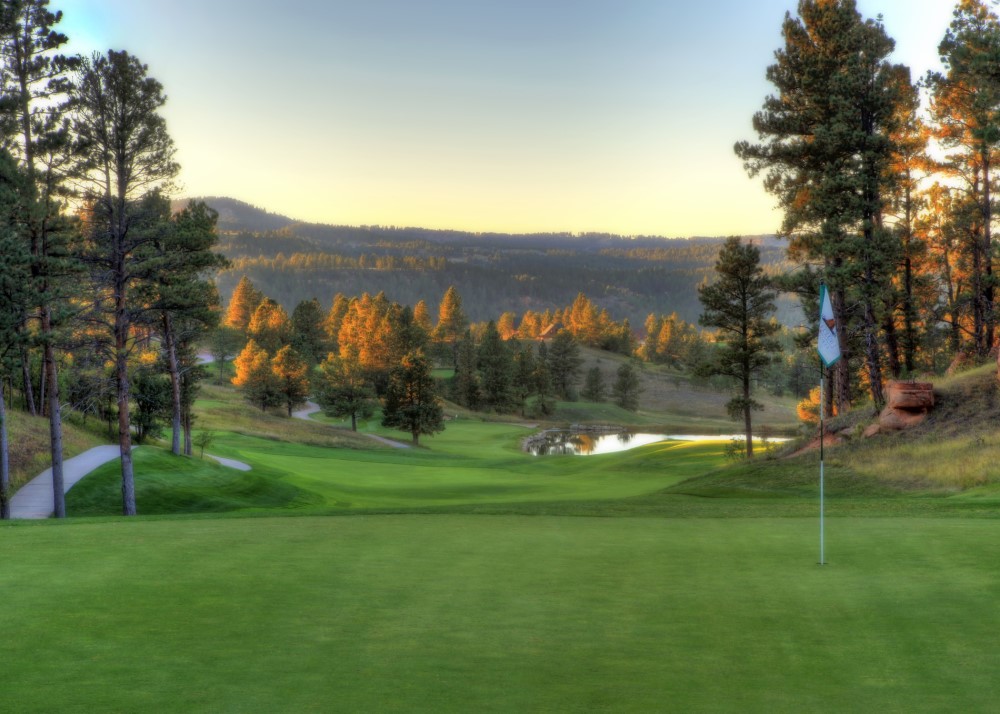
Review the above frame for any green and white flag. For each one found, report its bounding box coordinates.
[818,284,841,367]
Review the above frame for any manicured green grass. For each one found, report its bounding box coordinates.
[3,515,999,712]
[66,447,320,516]
[67,426,731,515]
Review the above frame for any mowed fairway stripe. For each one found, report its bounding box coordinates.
[2,515,999,712]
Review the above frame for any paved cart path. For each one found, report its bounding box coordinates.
[293,401,410,449]
[10,446,251,519]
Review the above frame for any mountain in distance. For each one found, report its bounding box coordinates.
[175,196,799,327]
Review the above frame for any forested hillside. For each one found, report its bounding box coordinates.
[181,198,801,326]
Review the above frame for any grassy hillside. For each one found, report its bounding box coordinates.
[5,410,106,491]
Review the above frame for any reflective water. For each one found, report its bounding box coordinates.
[526,431,788,456]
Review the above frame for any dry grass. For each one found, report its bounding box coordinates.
[6,410,105,490]
[195,383,375,449]
[838,363,1000,492]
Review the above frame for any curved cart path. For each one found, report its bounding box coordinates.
[10,445,122,519]
[293,401,410,449]
[10,446,251,519]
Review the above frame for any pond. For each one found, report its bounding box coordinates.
[524,430,788,456]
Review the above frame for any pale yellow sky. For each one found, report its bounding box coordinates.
[59,0,952,236]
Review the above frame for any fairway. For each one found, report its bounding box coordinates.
[3,515,998,713]
[68,424,731,514]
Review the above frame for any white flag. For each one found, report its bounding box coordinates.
[817,284,841,367]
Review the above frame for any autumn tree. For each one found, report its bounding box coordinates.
[698,237,780,458]
[74,50,180,516]
[926,0,1000,357]
[247,297,291,354]
[225,275,264,332]
[381,350,444,446]
[314,352,376,431]
[271,345,310,417]
[232,339,280,411]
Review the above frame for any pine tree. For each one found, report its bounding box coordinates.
[477,320,513,413]
[434,285,468,345]
[698,237,780,458]
[381,351,444,446]
[314,352,376,431]
[290,297,327,364]
[612,362,641,412]
[582,364,606,403]
[74,49,180,516]
[451,331,481,409]
[547,329,583,400]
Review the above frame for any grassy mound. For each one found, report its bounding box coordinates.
[66,447,320,516]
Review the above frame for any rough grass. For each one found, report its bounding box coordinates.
[6,409,105,490]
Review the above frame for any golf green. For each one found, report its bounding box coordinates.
[3,515,998,712]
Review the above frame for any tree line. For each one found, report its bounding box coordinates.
[0,1,226,517]
[737,0,1000,414]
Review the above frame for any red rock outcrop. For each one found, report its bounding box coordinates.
[876,381,934,433]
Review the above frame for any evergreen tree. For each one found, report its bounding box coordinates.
[547,329,583,400]
[450,331,481,410]
[736,0,907,411]
[74,49,180,516]
[698,237,780,458]
[290,297,327,365]
[314,352,376,431]
[0,0,80,517]
[209,325,244,383]
[381,350,444,446]
[477,320,513,413]
[582,364,606,403]
[612,361,642,412]
[412,299,433,333]
[0,152,31,518]
[323,293,350,351]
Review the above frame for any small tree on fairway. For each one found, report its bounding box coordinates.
[698,237,780,458]
[314,352,376,431]
[381,350,444,445]
[547,329,583,400]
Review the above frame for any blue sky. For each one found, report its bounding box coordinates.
[58,0,955,236]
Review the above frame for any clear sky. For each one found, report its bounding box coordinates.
[57,0,955,236]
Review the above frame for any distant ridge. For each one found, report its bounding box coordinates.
[175,195,781,247]
[171,197,296,233]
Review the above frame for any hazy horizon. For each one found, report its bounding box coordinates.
[62,0,952,236]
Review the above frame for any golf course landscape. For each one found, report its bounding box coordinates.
[4,363,1000,712]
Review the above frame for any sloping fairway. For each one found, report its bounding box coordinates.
[68,423,730,514]
[3,515,999,712]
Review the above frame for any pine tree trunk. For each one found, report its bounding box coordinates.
[882,301,901,379]
[115,265,137,516]
[42,334,66,518]
[20,344,36,416]
[1,385,10,520]
[743,372,754,459]
[183,410,193,456]
[832,287,851,414]
[162,314,182,455]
